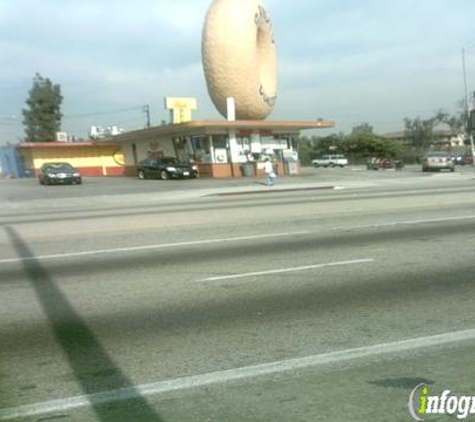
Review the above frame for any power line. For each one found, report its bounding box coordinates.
[115,116,148,126]
[63,106,145,120]
[0,122,22,127]
[0,115,21,126]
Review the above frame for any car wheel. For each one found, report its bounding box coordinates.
[450,167,455,172]
[160,170,169,180]
[138,170,146,179]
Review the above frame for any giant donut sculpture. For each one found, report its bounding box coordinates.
[202,0,278,120]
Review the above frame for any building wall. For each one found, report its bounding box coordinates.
[123,137,176,176]
[118,130,299,178]
[19,145,125,177]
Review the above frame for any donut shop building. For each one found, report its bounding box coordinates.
[113,119,333,178]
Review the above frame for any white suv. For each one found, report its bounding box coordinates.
[312,154,348,168]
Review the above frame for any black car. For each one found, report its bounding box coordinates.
[137,157,198,180]
[39,162,82,185]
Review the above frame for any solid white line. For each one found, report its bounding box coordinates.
[0,231,310,264]
[198,259,374,282]
[2,328,475,420]
[2,214,475,265]
[349,214,475,230]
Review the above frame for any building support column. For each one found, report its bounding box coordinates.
[209,135,215,164]
[228,129,241,177]
[228,130,241,163]
[250,132,261,155]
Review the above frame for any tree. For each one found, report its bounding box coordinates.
[404,105,467,151]
[22,73,63,142]
[442,101,467,132]
[351,123,373,136]
[403,111,448,151]
[296,136,314,165]
[297,134,346,165]
[345,132,404,159]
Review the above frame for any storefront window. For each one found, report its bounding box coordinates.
[236,136,251,161]
[212,135,227,149]
[173,137,189,163]
[194,136,212,163]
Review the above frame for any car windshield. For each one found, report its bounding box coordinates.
[44,163,74,172]
[161,157,178,164]
[425,152,448,158]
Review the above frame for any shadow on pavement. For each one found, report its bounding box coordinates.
[3,225,165,422]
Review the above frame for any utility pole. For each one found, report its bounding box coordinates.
[462,46,475,171]
[462,49,469,123]
[143,105,151,128]
[469,92,475,171]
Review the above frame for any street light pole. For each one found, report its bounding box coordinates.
[143,105,151,128]
[462,48,469,114]
[469,93,475,171]
[462,46,475,171]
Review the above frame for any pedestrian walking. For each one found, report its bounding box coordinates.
[263,158,276,186]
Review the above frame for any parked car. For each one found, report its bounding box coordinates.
[463,154,474,165]
[137,157,198,180]
[312,154,348,168]
[452,155,465,165]
[38,162,82,185]
[422,152,454,172]
[366,157,404,170]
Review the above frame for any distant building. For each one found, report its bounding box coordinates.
[7,141,125,177]
[383,130,466,149]
[89,126,124,140]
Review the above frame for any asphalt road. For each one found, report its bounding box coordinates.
[1,169,475,421]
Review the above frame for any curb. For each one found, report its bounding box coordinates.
[207,185,337,197]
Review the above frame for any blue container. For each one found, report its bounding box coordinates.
[0,146,26,178]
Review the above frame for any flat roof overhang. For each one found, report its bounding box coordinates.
[111,119,334,143]
[16,142,120,148]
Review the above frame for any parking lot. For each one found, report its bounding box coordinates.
[1,165,474,204]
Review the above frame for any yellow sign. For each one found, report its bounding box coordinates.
[164,97,197,124]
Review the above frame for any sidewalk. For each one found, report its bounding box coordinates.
[0,165,473,212]
[0,177,367,212]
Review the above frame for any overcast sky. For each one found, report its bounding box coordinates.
[1,0,475,144]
